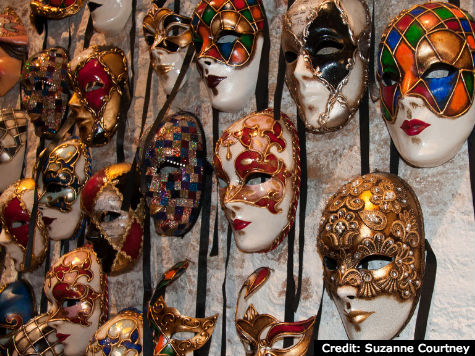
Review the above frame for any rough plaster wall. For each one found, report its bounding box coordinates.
[0,0,474,353]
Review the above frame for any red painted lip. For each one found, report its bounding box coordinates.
[56,333,70,343]
[400,119,430,136]
[207,75,226,88]
[42,217,56,226]
[232,219,251,231]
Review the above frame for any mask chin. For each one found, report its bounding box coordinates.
[151,48,189,95]
[90,0,132,35]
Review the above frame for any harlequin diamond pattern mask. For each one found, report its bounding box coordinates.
[22,47,70,139]
[213,109,300,253]
[0,109,27,164]
[317,172,425,340]
[377,2,475,167]
[142,112,205,237]
[31,0,86,19]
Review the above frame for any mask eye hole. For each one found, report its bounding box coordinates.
[423,62,457,80]
[46,183,64,193]
[159,161,181,179]
[323,256,337,271]
[167,25,188,37]
[216,30,240,45]
[218,177,228,188]
[314,39,343,55]
[85,81,104,93]
[11,221,27,229]
[244,173,272,186]
[62,298,81,309]
[357,255,393,270]
[100,211,122,223]
[170,331,195,341]
[284,51,298,63]
[144,33,155,46]
[382,72,399,86]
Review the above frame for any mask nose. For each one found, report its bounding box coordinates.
[68,92,82,109]
[336,285,358,304]
[294,54,312,82]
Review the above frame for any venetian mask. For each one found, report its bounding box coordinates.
[22,47,70,139]
[213,109,300,253]
[317,172,425,340]
[191,0,266,112]
[377,2,475,167]
[0,7,28,97]
[143,4,193,95]
[88,0,132,35]
[38,138,92,241]
[0,280,36,356]
[282,0,371,133]
[68,46,130,146]
[7,313,64,356]
[0,178,48,272]
[141,112,205,237]
[81,163,145,275]
[0,109,28,192]
[235,267,316,356]
[86,308,143,356]
[148,260,217,356]
[44,246,108,356]
[31,0,86,19]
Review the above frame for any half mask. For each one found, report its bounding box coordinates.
[81,163,145,275]
[282,0,371,133]
[143,4,193,95]
[22,47,70,139]
[191,0,266,112]
[86,308,143,356]
[141,112,205,237]
[235,267,316,355]
[38,138,92,241]
[68,46,130,146]
[0,280,36,356]
[88,0,132,35]
[44,246,108,356]
[213,109,300,253]
[317,172,425,340]
[377,2,475,167]
[148,260,217,356]
[0,7,28,97]
[31,0,86,19]
[0,109,28,192]
[0,178,48,272]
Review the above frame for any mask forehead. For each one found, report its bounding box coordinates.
[378,2,475,122]
[0,109,27,163]
[31,0,86,19]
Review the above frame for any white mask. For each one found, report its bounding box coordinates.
[88,0,132,35]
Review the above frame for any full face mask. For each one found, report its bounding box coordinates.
[38,138,92,241]
[0,280,36,356]
[86,308,143,356]
[81,163,145,275]
[22,47,70,139]
[213,109,300,253]
[148,260,217,356]
[191,0,266,112]
[143,4,193,95]
[68,46,130,146]
[235,267,316,355]
[0,7,28,97]
[0,109,28,192]
[317,172,425,340]
[88,0,132,35]
[0,178,48,272]
[31,0,86,19]
[141,112,205,237]
[282,0,371,133]
[44,246,108,356]
[377,2,475,167]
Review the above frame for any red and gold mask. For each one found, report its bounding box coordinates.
[30,0,86,19]
[213,109,300,253]
[235,267,316,355]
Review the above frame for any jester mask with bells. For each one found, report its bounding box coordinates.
[86,308,143,356]
[81,163,145,275]
[191,0,266,112]
[0,178,48,272]
[141,112,205,237]
[282,0,370,133]
[0,109,28,192]
[213,109,300,253]
[317,172,425,340]
[0,280,36,355]
[235,267,316,356]
[68,46,130,146]
[0,7,28,97]
[143,3,193,95]
[30,0,86,19]
[377,2,475,168]
[148,260,217,356]
[22,47,70,139]
[37,138,92,241]
[44,246,108,356]
[88,0,132,35]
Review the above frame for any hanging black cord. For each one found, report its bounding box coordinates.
[306,284,325,355]
[220,226,232,356]
[83,13,94,50]
[255,6,270,111]
[448,1,460,7]
[42,20,48,50]
[209,109,220,256]
[142,211,154,355]
[39,240,51,314]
